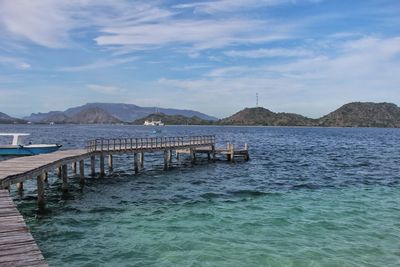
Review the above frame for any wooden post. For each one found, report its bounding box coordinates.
[169,149,173,164]
[226,143,231,161]
[108,154,113,171]
[43,172,48,182]
[176,151,180,160]
[79,160,85,185]
[212,145,216,162]
[139,151,144,168]
[61,164,68,192]
[57,166,62,178]
[244,143,250,161]
[90,155,96,176]
[99,153,105,177]
[37,173,46,209]
[71,162,77,174]
[230,144,235,163]
[190,149,196,163]
[134,152,139,173]
[164,150,169,170]
[16,182,23,191]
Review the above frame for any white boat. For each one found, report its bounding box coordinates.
[143,120,164,126]
[0,133,62,156]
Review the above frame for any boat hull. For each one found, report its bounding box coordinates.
[0,145,62,156]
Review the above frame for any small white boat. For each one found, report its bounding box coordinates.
[0,133,62,156]
[144,119,164,126]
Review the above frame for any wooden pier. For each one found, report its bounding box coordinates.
[0,135,248,266]
[0,190,48,266]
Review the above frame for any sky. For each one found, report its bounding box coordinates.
[0,0,399,118]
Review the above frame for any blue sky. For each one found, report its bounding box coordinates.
[0,0,399,118]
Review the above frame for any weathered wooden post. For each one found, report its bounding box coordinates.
[139,151,144,168]
[16,182,23,191]
[244,143,250,161]
[230,144,235,163]
[44,172,48,183]
[190,149,196,163]
[226,143,231,161]
[169,149,173,164]
[37,173,46,209]
[57,166,62,178]
[90,155,96,176]
[71,162,77,174]
[61,164,68,192]
[134,152,139,173]
[79,160,85,185]
[212,145,216,162]
[108,154,113,171]
[164,150,169,170]
[176,151,180,160]
[99,153,105,177]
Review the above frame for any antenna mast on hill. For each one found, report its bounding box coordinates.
[256,93,259,107]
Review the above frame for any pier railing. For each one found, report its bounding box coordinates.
[86,135,215,152]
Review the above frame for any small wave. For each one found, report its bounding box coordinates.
[291,183,321,190]
[199,192,227,199]
[88,206,125,213]
[228,189,273,197]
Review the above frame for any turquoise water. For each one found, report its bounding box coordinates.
[2,125,400,266]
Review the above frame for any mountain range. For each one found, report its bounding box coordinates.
[0,112,26,124]
[24,102,217,123]
[221,102,400,127]
[2,102,400,127]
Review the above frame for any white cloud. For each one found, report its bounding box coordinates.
[17,62,31,69]
[86,84,126,94]
[224,48,313,58]
[60,57,137,72]
[95,18,288,52]
[173,0,292,14]
[0,0,293,52]
[158,36,400,118]
[0,56,30,70]
[0,0,74,48]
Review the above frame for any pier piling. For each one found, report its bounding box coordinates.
[16,182,23,191]
[37,173,46,208]
[139,151,144,168]
[90,155,96,176]
[108,154,113,171]
[99,153,105,177]
[79,160,85,185]
[72,161,77,174]
[134,152,139,173]
[61,164,68,192]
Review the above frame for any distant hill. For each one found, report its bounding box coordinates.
[0,112,26,124]
[39,112,70,124]
[318,102,400,127]
[12,101,400,127]
[24,102,218,123]
[25,111,65,123]
[133,113,213,125]
[66,107,122,124]
[219,107,316,126]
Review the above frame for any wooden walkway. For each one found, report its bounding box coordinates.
[0,149,88,190]
[0,135,248,266]
[0,190,48,267]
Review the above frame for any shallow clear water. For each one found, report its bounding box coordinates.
[1,125,400,266]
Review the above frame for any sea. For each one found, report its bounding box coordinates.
[1,124,399,267]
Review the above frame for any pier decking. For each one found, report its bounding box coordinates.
[0,135,249,266]
[0,190,48,267]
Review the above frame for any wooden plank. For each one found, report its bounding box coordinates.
[0,191,48,266]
